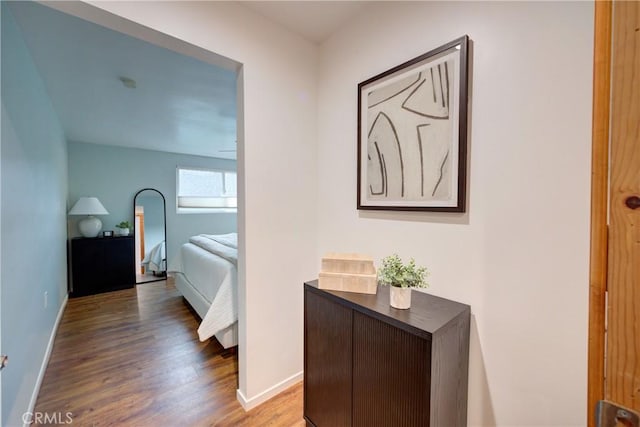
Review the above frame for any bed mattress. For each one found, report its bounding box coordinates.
[180,242,236,303]
[174,240,238,347]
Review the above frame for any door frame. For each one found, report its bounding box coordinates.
[588,0,640,424]
[587,2,611,426]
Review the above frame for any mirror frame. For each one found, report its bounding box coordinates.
[133,188,167,284]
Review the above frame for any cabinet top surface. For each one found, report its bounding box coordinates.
[305,280,470,337]
[71,236,133,241]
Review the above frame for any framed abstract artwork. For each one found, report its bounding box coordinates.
[357,35,470,212]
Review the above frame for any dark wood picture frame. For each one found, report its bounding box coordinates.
[357,35,470,212]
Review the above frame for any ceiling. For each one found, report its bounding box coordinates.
[7,2,369,160]
[8,1,238,159]
[242,1,370,43]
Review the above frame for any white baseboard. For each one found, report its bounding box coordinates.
[23,294,68,427]
[236,371,303,411]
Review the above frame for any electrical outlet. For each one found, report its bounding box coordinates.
[44,291,48,309]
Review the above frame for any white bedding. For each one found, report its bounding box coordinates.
[189,235,237,267]
[179,244,230,302]
[199,233,237,249]
[173,233,238,347]
[142,240,165,273]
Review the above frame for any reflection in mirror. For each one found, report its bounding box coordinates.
[134,188,167,284]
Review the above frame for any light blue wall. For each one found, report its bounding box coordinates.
[1,6,69,426]
[67,141,237,270]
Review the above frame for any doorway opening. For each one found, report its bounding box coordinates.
[2,2,245,423]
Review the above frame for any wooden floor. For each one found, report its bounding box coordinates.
[34,281,304,426]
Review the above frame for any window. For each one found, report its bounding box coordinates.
[177,167,237,213]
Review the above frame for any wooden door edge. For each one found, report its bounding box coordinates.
[587,1,612,426]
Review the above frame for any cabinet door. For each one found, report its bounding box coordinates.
[71,239,106,296]
[304,290,352,427]
[352,312,432,427]
[104,238,134,290]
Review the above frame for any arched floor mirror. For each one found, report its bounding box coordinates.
[134,188,167,284]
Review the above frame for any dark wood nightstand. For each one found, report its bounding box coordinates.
[69,236,135,297]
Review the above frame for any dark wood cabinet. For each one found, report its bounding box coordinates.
[304,280,470,427]
[304,289,353,426]
[69,236,135,297]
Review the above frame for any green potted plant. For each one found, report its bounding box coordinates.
[115,220,133,236]
[378,254,429,309]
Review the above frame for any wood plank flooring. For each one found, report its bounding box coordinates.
[34,280,304,426]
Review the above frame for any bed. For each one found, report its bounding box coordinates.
[172,233,238,348]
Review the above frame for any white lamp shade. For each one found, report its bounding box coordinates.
[68,197,109,215]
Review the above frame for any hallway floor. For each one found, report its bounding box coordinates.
[33,281,303,426]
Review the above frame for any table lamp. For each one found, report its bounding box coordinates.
[68,197,109,237]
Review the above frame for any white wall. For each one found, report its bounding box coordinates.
[317,2,593,426]
[54,1,319,404]
[1,5,69,425]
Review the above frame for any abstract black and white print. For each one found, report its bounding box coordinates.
[358,38,467,211]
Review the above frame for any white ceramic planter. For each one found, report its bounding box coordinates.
[119,228,130,236]
[390,286,412,309]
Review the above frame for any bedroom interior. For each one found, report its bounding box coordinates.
[3,1,634,427]
[1,1,243,424]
